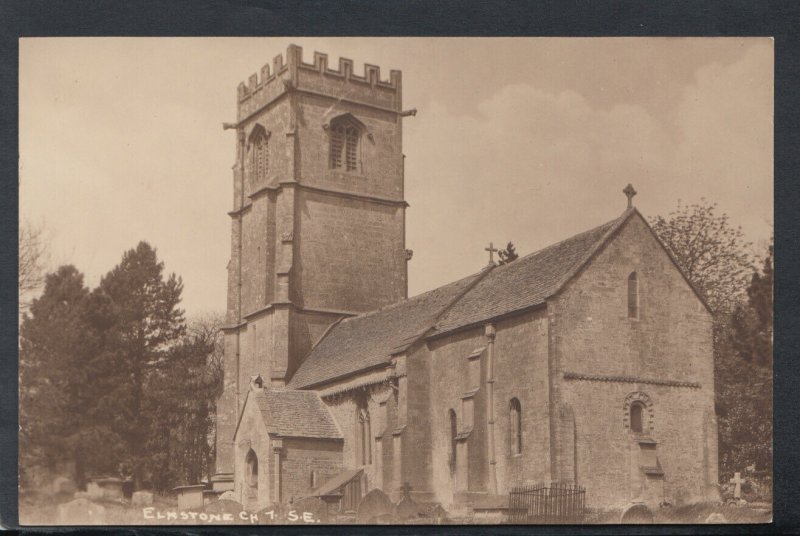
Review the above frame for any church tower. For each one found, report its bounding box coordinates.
[213,45,409,480]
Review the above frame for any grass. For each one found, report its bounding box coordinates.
[19,490,772,526]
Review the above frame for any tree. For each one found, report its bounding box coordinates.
[144,313,224,491]
[19,220,49,315]
[649,199,753,315]
[18,265,116,487]
[91,242,186,486]
[651,200,771,487]
[731,240,773,368]
[498,242,519,265]
[716,239,773,476]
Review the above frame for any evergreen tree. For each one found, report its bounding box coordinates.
[144,314,224,491]
[716,240,773,476]
[18,266,117,487]
[498,242,519,265]
[91,242,185,486]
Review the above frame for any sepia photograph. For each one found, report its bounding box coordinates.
[17,37,773,526]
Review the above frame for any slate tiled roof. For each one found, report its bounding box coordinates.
[306,468,363,498]
[430,211,629,334]
[286,269,489,389]
[288,210,631,390]
[250,388,343,439]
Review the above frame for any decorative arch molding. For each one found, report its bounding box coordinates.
[245,121,272,140]
[622,391,655,435]
[321,112,367,133]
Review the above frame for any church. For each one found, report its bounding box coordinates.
[209,45,720,513]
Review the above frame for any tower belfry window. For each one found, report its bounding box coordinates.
[329,117,361,172]
[249,127,269,183]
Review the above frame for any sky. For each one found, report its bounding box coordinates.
[19,38,773,316]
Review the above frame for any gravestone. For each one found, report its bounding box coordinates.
[218,490,237,501]
[132,491,154,506]
[87,477,125,501]
[730,472,745,499]
[291,496,329,524]
[52,476,77,495]
[620,503,654,524]
[428,503,448,523]
[705,512,728,523]
[173,485,205,510]
[57,498,107,525]
[356,489,395,524]
[203,499,244,523]
[394,482,421,520]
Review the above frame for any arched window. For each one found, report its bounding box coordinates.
[329,117,361,172]
[245,449,258,489]
[630,401,645,434]
[249,127,269,183]
[356,398,372,466]
[510,398,522,455]
[628,271,639,319]
[448,409,457,473]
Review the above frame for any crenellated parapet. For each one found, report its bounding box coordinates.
[237,44,402,120]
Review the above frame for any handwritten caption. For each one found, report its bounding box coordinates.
[142,507,321,524]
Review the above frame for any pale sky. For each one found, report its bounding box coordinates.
[19,38,773,316]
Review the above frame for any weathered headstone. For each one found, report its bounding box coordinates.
[52,476,77,495]
[356,489,395,524]
[291,496,329,524]
[202,499,244,523]
[174,484,206,510]
[218,490,237,501]
[394,482,421,520]
[429,503,448,524]
[620,503,654,524]
[705,512,728,523]
[730,472,745,499]
[57,498,107,525]
[87,477,125,501]
[132,491,154,506]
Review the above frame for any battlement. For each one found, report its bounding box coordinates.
[237,44,401,103]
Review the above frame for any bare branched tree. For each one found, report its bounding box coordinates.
[19,220,49,314]
[650,199,754,315]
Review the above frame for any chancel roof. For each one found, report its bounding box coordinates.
[289,210,634,390]
[238,388,343,439]
[430,212,627,334]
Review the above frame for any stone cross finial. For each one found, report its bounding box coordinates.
[401,481,413,498]
[729,472,745,499]
[485,242,498,264]
[623,184,637,209]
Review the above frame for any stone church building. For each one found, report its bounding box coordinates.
[210,45,720,512]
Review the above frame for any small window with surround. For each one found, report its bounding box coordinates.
[630,401,645,433]
[510,398,522,455]
[329,115,362,172]
[628,271,639,319]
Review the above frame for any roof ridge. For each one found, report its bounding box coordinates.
[391,262,496,354]
[546,208,635,296]
[336,266,490,324]
[490,211,628,274]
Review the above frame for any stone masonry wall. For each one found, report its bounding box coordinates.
[280,438,343,502]
[492,310,552,492]
[294,190,406,313]
[551,213,716,507]
[295,92,403,201]
[426,327,486,503]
